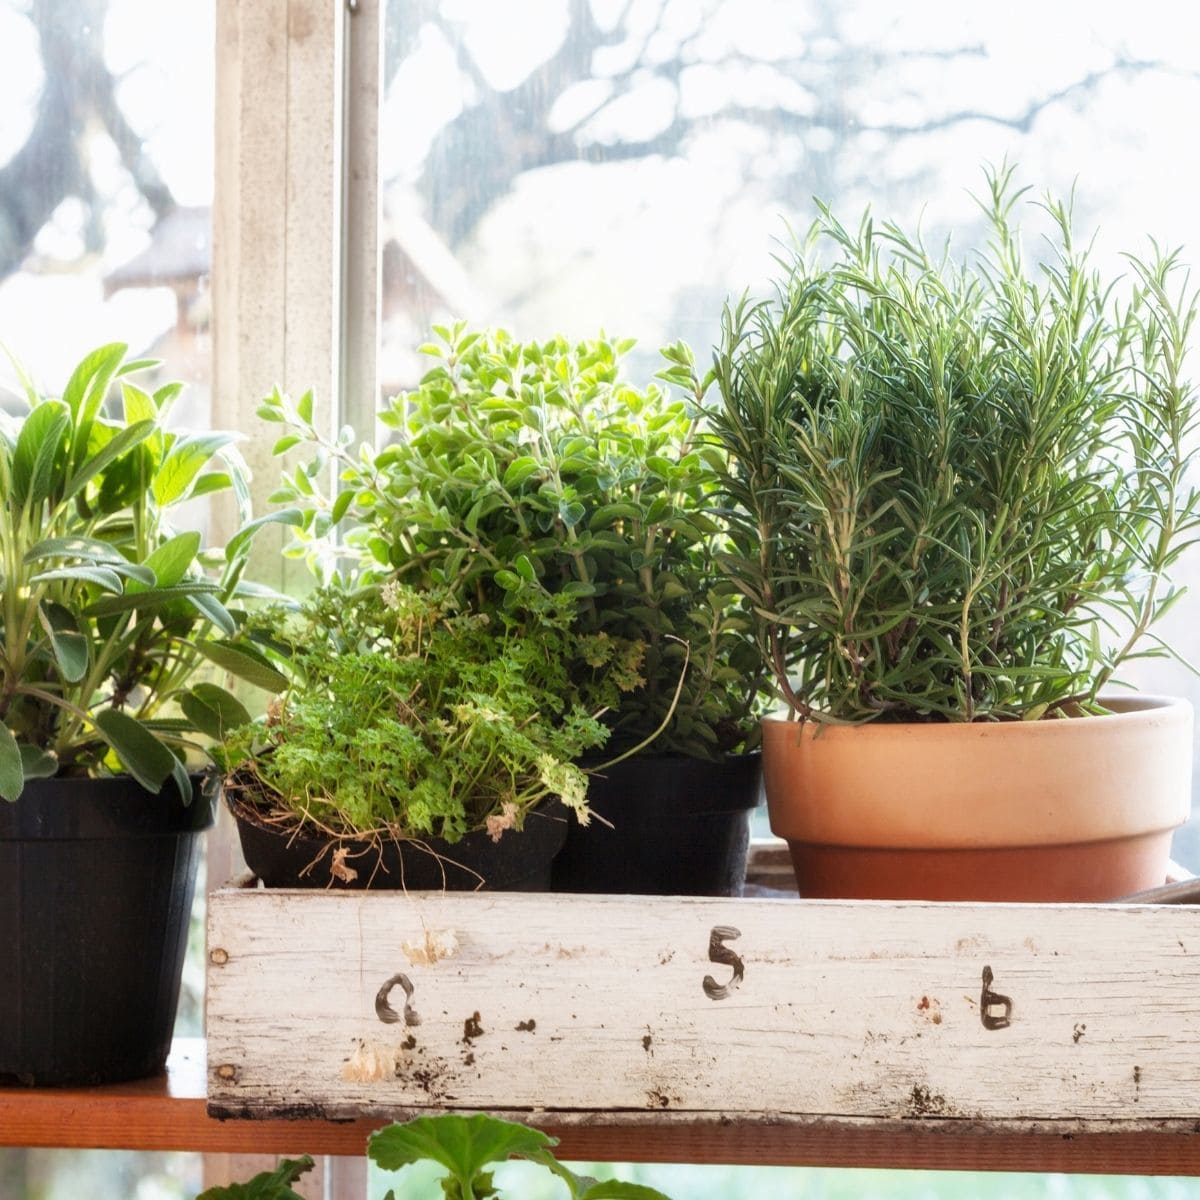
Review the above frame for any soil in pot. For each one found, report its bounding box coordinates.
[763,695,1193,902]
[228,787,568,891]
[550,752,763,896]
[0,772,216,1087]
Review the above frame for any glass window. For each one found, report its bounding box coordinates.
[0,1,213,1192]
[0,0,213,408]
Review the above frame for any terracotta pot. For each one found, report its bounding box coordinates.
[763,695,1193,901]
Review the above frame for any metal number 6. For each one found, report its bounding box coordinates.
[980,965,1013,1030]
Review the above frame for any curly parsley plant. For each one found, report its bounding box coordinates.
[223,584,606,842]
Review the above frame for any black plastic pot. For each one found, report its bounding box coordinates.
[551,752,762,896]
[229,790,568,891]
[0,772,215,1087]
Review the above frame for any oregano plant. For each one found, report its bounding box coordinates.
[220,583,608,840]
[259,329,763,760]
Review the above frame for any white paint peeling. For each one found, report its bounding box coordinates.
[207,891,1200,1129]
[403,929,460,966]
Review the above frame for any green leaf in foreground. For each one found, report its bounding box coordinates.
[197,1154,315,1200]
[368,1114,555,1193]
[366,1114,679,1200]
[579,1179,676,1199]
[534,1154,676,1200]
[215,1115,680,1200]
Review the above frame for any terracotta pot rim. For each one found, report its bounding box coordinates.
[761,692,1193,852]
[762,693,1189,736]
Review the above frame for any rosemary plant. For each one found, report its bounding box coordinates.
[708,165,1200,723]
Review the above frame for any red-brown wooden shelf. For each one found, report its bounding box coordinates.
[1,1039,1199,1174]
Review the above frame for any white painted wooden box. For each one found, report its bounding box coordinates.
[206,889,1200,1133]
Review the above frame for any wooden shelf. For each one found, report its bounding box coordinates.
[8,864,1200,1175]
[2,1039,1200,1173]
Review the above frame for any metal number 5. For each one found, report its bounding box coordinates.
[703,925,744,1000]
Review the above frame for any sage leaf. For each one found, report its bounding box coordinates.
[92,710,176,794]
[126,531,202,593]
[60,418,157,505]
[0,725,25,802]
[38,603,89,682]
[11,400,70,508]
[181,683,252,741]
[187,590,237,636]
[224,507,305,566]
[31,565,124,593]
[24,535,134,567]
[189,471,234,498]
[194,640,288,693]
[153,432,238,507]
[19,745,59,779]
[83,582,221,617]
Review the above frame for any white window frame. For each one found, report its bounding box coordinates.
[211,0,380,570]
[206,4,379,1190]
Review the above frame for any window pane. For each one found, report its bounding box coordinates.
[0,2,214,1191]
[0,0,213,408]
[0,1149,201,1199]
[379,2,1200,370]
[379,0,1200,872]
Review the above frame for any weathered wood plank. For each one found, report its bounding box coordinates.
[206,891,1200,1129]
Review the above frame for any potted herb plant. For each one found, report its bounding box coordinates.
[706,165,1199,902]
[259,329,764,896]
[218,582,608,890]
[0,342,285,1085]
[200,1113,674,1199]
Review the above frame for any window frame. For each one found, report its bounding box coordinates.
[206,4,378,1187]
[199,5,1200,1192]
